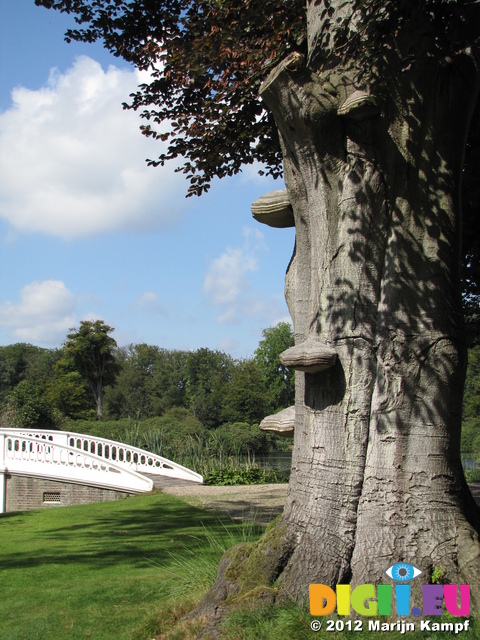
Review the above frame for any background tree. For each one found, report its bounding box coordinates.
[62,320,119,420]
[148,348,189,413]
[220,358,273,424]
[254,321,294,410]
[0,344,34,403]
[33,0,480,616]
[214,421,270,456]
[462,99,480,345]
[0,344,65,428]
[0,343,56,404]
[185,348,233,428]
[4,380,57,430]
[104,344,156,418]
[104,363,150,419]
[47,368,97,421]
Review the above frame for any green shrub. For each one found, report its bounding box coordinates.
[431,566,448,584]
[214,422,269,455]
[6,380,59,429]
[204,465,289,486]
[465,467,480,483]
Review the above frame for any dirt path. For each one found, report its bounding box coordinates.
[150,478,289,525]
[151,478,480,527]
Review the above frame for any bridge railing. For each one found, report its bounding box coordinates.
[0,429,203,483]
[0,432,154,497]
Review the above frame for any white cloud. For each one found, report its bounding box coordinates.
[204,228,265,307]
[0,280,76,345]
[218,337,239,353]
[138,291,159,305]
[134,291,166,315]
[204,227,288,326]
[217,296,290,327]
[204,247,257,305]
[0,56,189,239]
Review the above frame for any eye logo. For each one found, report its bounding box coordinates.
[385,563,423,582]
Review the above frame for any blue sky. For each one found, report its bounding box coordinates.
[0,0,295,358]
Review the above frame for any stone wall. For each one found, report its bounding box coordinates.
[4,473,132,512]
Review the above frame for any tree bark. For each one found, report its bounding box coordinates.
[96,381,103,420]
[196,3,480,626]
[257,1,480,610]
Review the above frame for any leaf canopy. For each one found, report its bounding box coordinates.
[63,319,119,387]
[35,0,305,195]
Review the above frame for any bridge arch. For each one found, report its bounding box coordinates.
[0,429,202,513]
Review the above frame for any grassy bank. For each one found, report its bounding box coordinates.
[0,493,262,640]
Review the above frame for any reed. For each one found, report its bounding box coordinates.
[119,426,290,484]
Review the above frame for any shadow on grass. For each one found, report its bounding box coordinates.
[0,493,247,573]
[0,510,35,521]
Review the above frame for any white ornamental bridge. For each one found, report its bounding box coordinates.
[0,428,203,513]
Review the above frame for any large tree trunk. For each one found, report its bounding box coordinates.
[196,2,480,627]
[259,2,480,608]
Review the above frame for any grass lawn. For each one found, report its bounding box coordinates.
[1,493,478,640]
[0,492,260,640]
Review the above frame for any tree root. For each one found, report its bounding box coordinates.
[186,515,295,638]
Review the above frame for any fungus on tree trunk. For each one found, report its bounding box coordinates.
[251,189,295,228]
[279,336,337,373]
[259,405,295,438]
[337,89,379,121]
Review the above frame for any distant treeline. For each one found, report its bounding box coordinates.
[1,322,479,457]
[0,321,295,434]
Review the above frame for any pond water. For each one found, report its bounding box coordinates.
[461,455,480,470]
[261,451,292,473]
[252,452,478,479]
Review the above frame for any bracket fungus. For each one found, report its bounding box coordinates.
[279,336,337,373]
[259,405,295,438]
[337,89,380,121]
[251,189,295,228]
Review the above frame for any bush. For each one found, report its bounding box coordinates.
[213,422,269,456]
[204,465,289,486]
[5,380,59,429]
[465,467,480,483]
